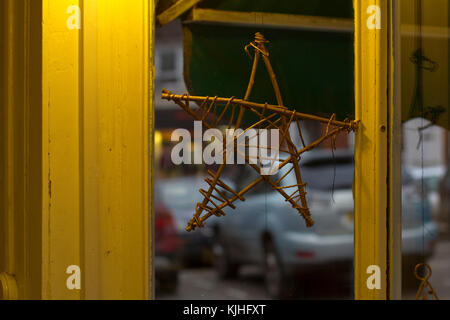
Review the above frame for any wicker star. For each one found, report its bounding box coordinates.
[161,33,358,232]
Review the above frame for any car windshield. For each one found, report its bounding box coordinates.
[301,157,354,191]
[285,153,413,191]
[158,178,205,208]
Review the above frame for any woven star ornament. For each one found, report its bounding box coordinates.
[162,33,358,232]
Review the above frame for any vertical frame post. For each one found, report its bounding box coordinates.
[1,0,152,299]
[354,0,402,300]
[40,0,151,299]
[0,0,43,300]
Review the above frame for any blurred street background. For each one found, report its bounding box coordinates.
[157,240,450,300]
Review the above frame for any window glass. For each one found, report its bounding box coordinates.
[399,0,449,300]
[154,3,355,300]
[160,51,176,72]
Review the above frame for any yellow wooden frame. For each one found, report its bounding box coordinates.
[157,0,203,26]
[0,0,43,300]
[354,0,402,300]
[41,0,152,300]
[185,8,354,32]
[1,0,153,300]
[185,7,449,37]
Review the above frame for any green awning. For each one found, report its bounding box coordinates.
[182,0,355,125]
[158,0,449,130]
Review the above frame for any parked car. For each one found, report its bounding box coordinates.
[405,165,446,219]
[154,185,181,294]
[212,149,439,298]
[157,175,236,267]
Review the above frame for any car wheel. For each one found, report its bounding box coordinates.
[156,270,178,295]
[264,239,294,299]
[213,239,239,279]
[164,272,178,294]
[402,255,423,290]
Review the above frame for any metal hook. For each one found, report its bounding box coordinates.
[414,263,439,300]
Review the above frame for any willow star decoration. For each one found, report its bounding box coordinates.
[162,33,359,232]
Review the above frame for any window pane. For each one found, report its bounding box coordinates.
[399,0,449,300]
[160,51,176,72]
[154,2,355,299]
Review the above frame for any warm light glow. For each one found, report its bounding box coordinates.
[155,130,163,146]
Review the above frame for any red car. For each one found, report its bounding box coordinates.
[155,186,181,294]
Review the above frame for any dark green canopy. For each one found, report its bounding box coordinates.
[182,0,355,125]
[158,0,449,129]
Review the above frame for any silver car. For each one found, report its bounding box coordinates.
[212,149,438,298]
[158,175,236,266]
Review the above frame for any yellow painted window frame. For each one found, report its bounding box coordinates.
[1,0,154,300]
[1,0,43,300]
[40,0,153,300]
[354,0,402,300]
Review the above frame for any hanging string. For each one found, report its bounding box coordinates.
[409,0,426,262]
[326,114,338,203]
[260,13,268,233]
[265,179,268,230]
[331,142,336,204]
[421,118,425,259]
[412,0,424,153]
[412,2,438,300]
[416,0,426,264]
[409,0,440,299]
[411,0,440,150]
[411,0,434,255]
